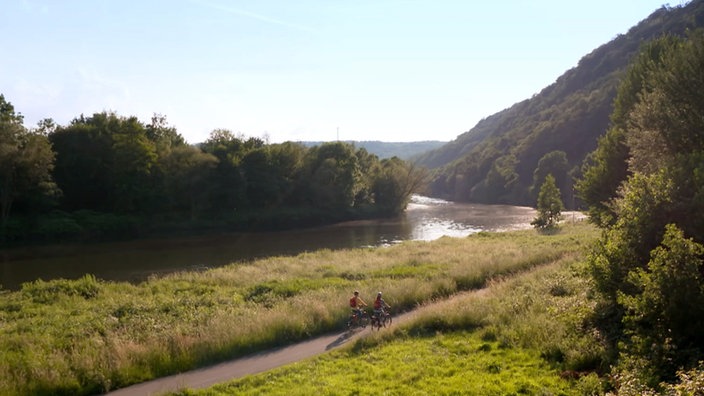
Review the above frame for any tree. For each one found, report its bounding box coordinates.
[619,224,704,380]
[159,145,218,219]
[584,31,704,384]
[530,174,563,230]
[531,151,569,205]
[0,95,56,232]
[199,129,262,214]
[110,117,158,212]
[575,127,629,226]
[49,112,158,213]
[372,157,429,215]
[576,36,681,226]
[299,142,363,211]
[241,147,281,209]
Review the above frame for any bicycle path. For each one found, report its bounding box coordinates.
[104,311,416,396]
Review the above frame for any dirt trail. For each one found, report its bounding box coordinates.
[104,311,418,396]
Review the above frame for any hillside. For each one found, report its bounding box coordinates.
[414,1,704,207]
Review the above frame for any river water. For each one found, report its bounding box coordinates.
[0,196,552,291]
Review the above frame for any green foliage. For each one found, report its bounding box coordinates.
[609,360,704,395]
[158,145,218,219]
[576,127,629,226]
[371,157,429,215]
[584,29,704,386]
[531,174,564,230]
[1,101,425,243]
[299,142,363,211]
[0,95,56,235]
[49,112,159,214]
[531,151,569,202]
[21,274,102,303]
[619,224,704,380]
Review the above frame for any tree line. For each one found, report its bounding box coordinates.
[576,30,704,389]
[0,98,428,244]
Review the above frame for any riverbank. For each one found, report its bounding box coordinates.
[1,199,547,291]
[0,222,597,395]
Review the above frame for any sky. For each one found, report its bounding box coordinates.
[1,1,679,144]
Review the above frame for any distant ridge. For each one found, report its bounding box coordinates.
[298,140,447,160]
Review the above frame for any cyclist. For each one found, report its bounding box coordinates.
[373,291,391,321]
[349,290,367,324]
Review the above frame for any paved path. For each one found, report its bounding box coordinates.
[104,311,415,396]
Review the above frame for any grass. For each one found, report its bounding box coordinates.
[172,230,606,395]
[0,222,598,395]
[176,332,577,396]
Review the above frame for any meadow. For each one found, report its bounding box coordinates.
[0,222,598,395]
[172,235,604,395]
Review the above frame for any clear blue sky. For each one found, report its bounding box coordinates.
[1,1,677,144]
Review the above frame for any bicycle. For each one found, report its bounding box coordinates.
[370,309,392,331]
[347,308,370,330]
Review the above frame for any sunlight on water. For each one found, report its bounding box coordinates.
[410,219,482,241]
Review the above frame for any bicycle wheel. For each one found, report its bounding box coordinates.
[370,315,380,331]
[359,313,370,329]
[382,312,392,327]
[347,312,358,330]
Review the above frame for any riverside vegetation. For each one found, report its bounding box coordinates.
[0,222,598,395]
[174,237,704,396]
[173,252,599,396]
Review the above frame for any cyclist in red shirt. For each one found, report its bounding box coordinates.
[349,290,367,323]
[373,291,391,319]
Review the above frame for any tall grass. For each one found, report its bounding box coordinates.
[398,256,607,373]
[172,225,605,396]
[0,222,597,395]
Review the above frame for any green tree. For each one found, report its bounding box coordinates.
[299,142,362,211]
[0,95,56,233]
[241,147,281,209]
[619,224,704,381]
[49,112,158,213]
[145,113,186,156]
[240,143,309,210]
[530,174,563,230]
[110,117,158,212]
[575,127,629,226]
[159,145,218,219]
[372,157,429,215]
[585,31,704,384]
[199,129,261,214]
[577,36,681,226]
[531,151,569,205]
[478,154,519,203]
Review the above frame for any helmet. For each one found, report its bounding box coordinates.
[377,291,382,296]
[354,290,359,295]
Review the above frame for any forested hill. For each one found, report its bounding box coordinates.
[415,0,704,207]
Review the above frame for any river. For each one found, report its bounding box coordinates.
[0,196,566,291]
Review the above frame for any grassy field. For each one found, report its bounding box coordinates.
[179,332,577,396]
[0,222,598,395]
[172,234,605,395]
